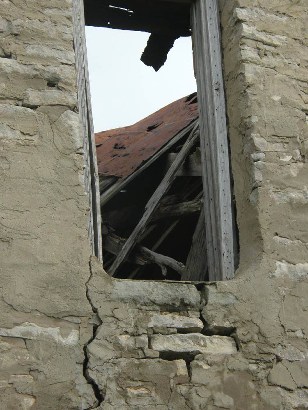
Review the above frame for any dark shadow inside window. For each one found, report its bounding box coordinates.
[83,0,239,282]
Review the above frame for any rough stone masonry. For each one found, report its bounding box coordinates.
[0,0,307,409]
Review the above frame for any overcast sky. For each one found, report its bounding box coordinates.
[85,27,197,132]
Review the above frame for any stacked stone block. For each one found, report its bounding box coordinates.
[0,0,307,409]
[0,1,96,408]
[88,258,239,409]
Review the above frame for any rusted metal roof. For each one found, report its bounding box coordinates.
[95,93,198,178]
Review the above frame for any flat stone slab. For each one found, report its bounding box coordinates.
[148,313,203,333]
[112,280,201,309]
[150,334,237,355]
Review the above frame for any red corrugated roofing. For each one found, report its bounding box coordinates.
[95,93,198,179]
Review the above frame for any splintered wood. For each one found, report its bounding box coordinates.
[98,25,237,282]
[109,122,199,276]
[99,117,211,281]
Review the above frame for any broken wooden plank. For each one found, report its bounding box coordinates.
[109,123,199,276]
[104,231,185,276]
[139,247,185,276]
[181,209,208,281]
[103,231,148,266]
[191,0,234,280]
[100,120,197,206]
[153,198,202,221]
[166,148,202,176]
[127,176,203,279]
[127,220,181,279]
[141,32,180,71]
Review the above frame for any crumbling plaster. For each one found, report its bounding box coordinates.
[0,0,307,409]
[0,0,96,408]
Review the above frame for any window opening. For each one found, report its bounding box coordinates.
[82,0,238,282]
[85,27,196,131]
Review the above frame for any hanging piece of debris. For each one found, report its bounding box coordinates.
[140,32,180,71]
[95,93,210,281]
[84,0,191,70]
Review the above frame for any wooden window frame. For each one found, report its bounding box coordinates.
[73,0,103,260]
[191,0,234,280]
[73,0,235,281]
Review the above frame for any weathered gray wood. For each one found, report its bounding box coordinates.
[182,209,208,281]
[104,232,185,275]
[139,247,185,276]
[103,232,148,266]
[100,120,197,206]
[99,176,118,193]
[153,198,202,221]
[166,148,202,176]
[127,175,203,279]
[109,124,199,276]
[72,0,102,260]
[191,0,234,280]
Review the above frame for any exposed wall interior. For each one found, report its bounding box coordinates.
[85,0,236,282]
[0,0,307,409]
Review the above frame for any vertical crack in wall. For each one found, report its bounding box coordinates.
[80,274,241,407]
[83,261,104,409]
[150,284,240,385]
[196,284,240,350]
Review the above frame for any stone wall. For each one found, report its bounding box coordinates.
[0,0,96,408]
[88,248,307,409]
[221,0,308,274]
[86,1,308,408]
[0,0,307,409]
[87,258,240,409]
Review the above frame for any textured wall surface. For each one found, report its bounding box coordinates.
[0,0,97,408]
[0,0,307,409]
[86,1,308,408]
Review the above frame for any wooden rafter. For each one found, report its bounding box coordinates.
[100,120,197,206]
[108,123,199,276]
[104,232,185,276]
[152,198,202,222]
[127,180,203,279]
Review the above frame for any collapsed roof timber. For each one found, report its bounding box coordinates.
[85,0,237,281]
[84,0,191,70]
[96,93,213,281]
